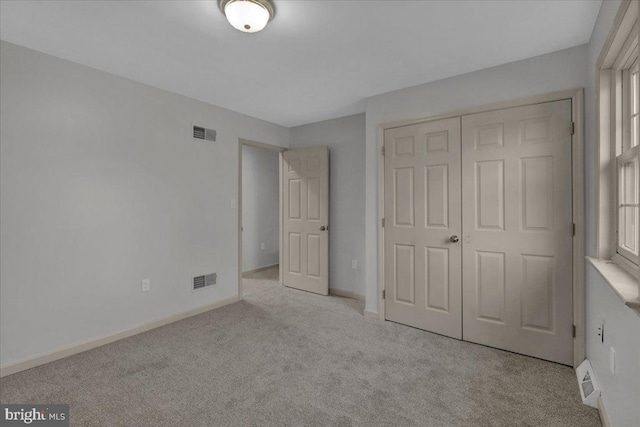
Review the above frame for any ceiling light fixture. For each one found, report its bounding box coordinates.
[220,0,275,33]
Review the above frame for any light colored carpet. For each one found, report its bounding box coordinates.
[0,266,600,426]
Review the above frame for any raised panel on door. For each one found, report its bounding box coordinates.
[394,168,415,227]
[425,247,449,312]
[475,160,505,230]
[425,165,449,229]
[394,244,415,305]
[476,251,506,323]
[307,177,321,221]
[289,233,301,274]
[289,179,302,220]
[462,100,573,365]
[521,156,553,231]
[282,147,329,295]
[307,234,321,278]
[384,117,462,339]
[521,254,554,332]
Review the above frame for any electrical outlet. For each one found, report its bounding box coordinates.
[141,278,151,292]
[352,260,357,269]
[261,242,265,250]
[610,347,616,376]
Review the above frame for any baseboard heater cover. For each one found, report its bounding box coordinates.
[576,359,600,408]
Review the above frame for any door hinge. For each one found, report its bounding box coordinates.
[382,290,386,300]
[382,218,385,228]
[572,324,576,338]
[570,122,575,135]
[572,223,576,236]
[382,145,385,156]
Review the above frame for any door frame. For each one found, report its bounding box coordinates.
[377,88,585,367]
[237,138,286,299]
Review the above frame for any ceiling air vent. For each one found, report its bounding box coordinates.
[193,125,216,142]
[193,273,217,290]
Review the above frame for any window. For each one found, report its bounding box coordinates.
[617,58,640,265]
[595,0,640,312]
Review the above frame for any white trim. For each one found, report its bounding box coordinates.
[242,263,279,276]
[611,252,640,278]
[240,138,288,152]
[377,116,386,321]
[596,1,638,70]
[587,257,640,316]
[377,88,585,367]
[329,288,365,301]
[279,152,284,286]
[613,42,639,266]
[572,89,587,367]
[237,138,286,299]
[595,0,638,260]
[598,396,612,427]
[363,309,380,320]
[0,295,239,378]
[594,0,640,311]
[378,89,583,131]
[596,69,615,258]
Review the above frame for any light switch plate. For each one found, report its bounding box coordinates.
[610,347,616,376]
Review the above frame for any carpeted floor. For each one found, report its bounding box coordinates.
[0,266,600,426]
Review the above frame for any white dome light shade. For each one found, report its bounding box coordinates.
[224,0,272,33]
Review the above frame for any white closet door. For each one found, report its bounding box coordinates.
[461,100,573,365]
[384,117,462,339]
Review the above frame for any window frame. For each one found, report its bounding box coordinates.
[595,0,640,312]
[614,55,640,267]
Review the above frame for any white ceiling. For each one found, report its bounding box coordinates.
[0,0,600,127]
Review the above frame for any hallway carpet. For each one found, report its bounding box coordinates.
[0,267,600,426]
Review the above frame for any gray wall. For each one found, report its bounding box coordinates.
[290,114,366,296]
[585,2,640,426]
[242,145,280,272]
[0,41,289,367]
[363,44,589,313]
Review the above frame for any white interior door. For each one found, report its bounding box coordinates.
[282,147,329,295]
[384,117,462,339]
[461,100,573,365]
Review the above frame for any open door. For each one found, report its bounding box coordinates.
[281,147,329,295]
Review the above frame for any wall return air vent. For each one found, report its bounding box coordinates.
[193,126,216,142]
[576,359,600,408]
[193,273,217,290]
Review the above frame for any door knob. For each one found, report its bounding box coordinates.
[320,226,328,231]
[450,235,459,243]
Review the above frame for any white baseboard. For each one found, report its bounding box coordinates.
[242,263,279,276]
[0,295,239,378]
[364,309,380,320]
[329,288,365,301]
[598,396,611,427]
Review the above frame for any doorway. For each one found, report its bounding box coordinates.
[381,92,584,366]
[238,141,331,298]
[238,139,285,297]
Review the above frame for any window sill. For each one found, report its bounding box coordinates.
[587,257,640,317]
